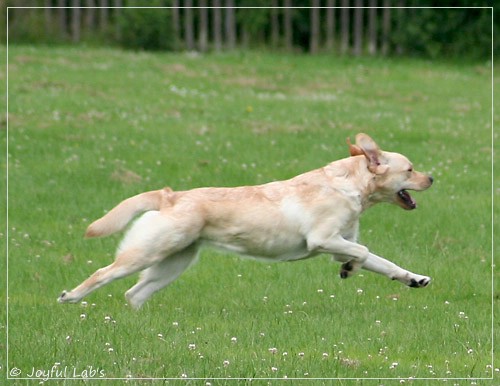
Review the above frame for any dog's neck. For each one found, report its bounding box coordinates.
[323,156,381,212]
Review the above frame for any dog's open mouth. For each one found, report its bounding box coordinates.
[397,189,416,210]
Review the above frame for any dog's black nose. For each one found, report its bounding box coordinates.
[429,176,434,185]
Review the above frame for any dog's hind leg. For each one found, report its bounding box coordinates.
[58,210,203,304]
[125,243,200,310]
[57,247,165,304]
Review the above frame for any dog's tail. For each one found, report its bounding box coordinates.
[85,187,173,238]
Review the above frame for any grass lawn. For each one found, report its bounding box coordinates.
[2,45,497,384]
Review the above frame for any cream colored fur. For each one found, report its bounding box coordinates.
[58,133,433,309]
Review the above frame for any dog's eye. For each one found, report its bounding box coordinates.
[407,167,413,172]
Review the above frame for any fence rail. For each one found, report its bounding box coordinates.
[6,1,493,59]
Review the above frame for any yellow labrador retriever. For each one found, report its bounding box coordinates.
[58,133,433,309]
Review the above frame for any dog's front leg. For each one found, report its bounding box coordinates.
[335,252,431,288]
[362,252,430,287]
[308,234,369,271]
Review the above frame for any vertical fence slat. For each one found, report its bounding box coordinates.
[240,8,249,48]
[213,0,222,51]
[310,0,319,54]
[100,0,108,32]
[57,0,66,38]
[72,0,81,43]
[284,1,293,51]
[271,0,279,47]
[172,0,180,47]
[44,0,52,35]
[85,0,95,31]
[326,0,335,51]
[199,1,208,52]
[225,0,236,50]
[382,0,391,56]
[396,0,405,55]
[353,1,363,56]
[368,0,377,55]
[340,1,349,54]
[184,1,194,50]
[114,0,122,40]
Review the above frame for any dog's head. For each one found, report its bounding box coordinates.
[347,133,433,210]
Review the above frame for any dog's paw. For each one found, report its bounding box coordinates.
[57,290,68,303]
[57,290,79,303]
[125,290,143,311]
[407,275,431,288]
[340,261,360,279]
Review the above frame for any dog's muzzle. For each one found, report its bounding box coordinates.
[398,189,416,210]
[397,176,433,210]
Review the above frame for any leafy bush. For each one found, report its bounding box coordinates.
[394,5,494,60]
[6,8,62,45]
[117,6,176,51]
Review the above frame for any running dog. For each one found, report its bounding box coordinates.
[58,133,433,309]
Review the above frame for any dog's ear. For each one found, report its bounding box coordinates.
[347,137,364,157]
[353,133,389,175]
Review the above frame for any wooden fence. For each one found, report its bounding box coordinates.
[7,1,409,55]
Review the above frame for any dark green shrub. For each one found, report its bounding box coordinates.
[7,8,62,45]
[394,5,494,60]
[117,6,176,51]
